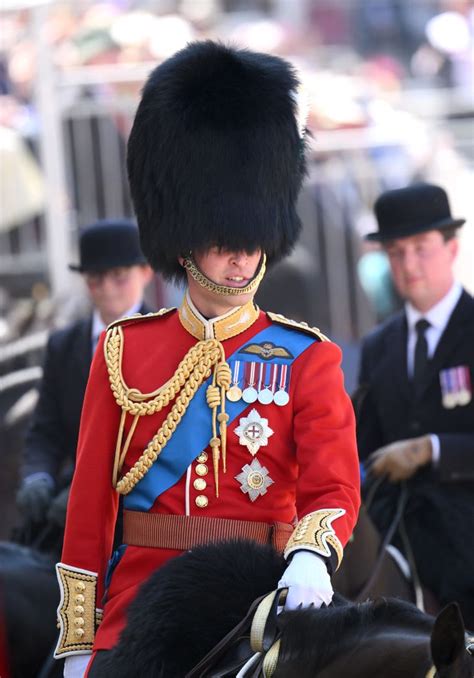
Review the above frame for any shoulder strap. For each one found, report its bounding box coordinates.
[107,307,176,331]
[267,312,330,342]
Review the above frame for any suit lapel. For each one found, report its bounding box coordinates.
[74,317,93,386]
[417,291,474,398]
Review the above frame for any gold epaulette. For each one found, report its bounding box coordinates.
[106,307,176,331]
[267,312,330,342]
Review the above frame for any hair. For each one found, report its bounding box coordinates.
[441,226,458,242]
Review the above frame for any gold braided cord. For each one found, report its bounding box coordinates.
[183,253,266,297]
[104,325,231,495]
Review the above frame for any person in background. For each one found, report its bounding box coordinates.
[357,183,474,626]
[16,220,154,533]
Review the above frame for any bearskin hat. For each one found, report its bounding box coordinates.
[127,41,307,281]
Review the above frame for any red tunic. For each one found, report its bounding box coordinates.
[60,307,360,652]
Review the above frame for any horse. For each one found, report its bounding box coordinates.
[0,541,63,678]
[97,540,473,678]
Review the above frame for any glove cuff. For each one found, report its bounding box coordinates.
[284,508,345,571]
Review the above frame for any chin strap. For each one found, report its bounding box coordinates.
[183,253,266,297]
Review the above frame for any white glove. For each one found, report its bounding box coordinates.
[64,654,92,678]
[277,550,333,610]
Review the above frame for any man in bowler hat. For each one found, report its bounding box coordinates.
[357,183,474,625]
[16,220,153,533]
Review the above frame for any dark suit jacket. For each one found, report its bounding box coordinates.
[357,290,474,483]
[22,304,151,483]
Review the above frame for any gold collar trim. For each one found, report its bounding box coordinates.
[178,292,259,341]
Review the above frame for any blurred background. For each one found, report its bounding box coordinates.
[1,0,473,534]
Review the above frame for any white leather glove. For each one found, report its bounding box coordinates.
[277,550,333,610]
[64,654,92,678]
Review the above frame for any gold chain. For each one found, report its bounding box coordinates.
[183,253,266,297]
[104,325,231,495]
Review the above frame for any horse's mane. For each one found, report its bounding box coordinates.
[105,540,433,677]
[277,596,434,672]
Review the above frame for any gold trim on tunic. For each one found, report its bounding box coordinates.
[179,292,259,341]
[54,563,99,657]
[284,508,345,569]
[267,312,330,342]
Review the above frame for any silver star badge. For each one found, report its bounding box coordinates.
[234,408,274,456]
[235,458,274,502]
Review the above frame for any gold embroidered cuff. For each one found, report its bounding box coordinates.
[54,563,100,657]
[284,508,345,570]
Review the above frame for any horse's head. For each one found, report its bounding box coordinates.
[274,598,473,678]
[429,602,473,678]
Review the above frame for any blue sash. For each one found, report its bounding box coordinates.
[124,324,316,511]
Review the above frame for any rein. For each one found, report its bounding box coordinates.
[353,479,408,602]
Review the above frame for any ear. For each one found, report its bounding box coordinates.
[431,602,465,669]
[447,236,459,261]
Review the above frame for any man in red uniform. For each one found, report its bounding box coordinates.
[55,42,360,677]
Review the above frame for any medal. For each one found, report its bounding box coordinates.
[457,366,472,406]
[258,363,279,404]
[242,362,258,403]
[235,458,274,502]
[442,392,456,409]
[274,390,290,406]
[227,386,242,402]
[234,408,274,456]
[226,361,242,402]
[274,364,290,407]
[440,366,472,408]
[255,363,271,404]
[258,389,273,404]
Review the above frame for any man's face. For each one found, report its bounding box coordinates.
[185,247,262,310]
[384,230,458,312]
[84,265,153,323]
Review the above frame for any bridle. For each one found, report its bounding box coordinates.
[353,477,408,602]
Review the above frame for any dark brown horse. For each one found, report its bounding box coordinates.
[0,542,63,678]
[97,540,472,678]
[334,504,414,603]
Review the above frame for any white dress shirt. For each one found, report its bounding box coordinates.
[405,281,463,464]
[91,300,143,353]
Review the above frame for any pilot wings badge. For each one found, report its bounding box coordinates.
[239,341,293,361]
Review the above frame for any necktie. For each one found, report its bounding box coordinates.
[413,318,430,395]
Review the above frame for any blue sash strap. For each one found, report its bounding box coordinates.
[124,324,316,511]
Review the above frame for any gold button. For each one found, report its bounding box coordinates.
[74,594,85,604]
[193,478,207,491]
[195,463,208,477]
[195,495,209,508]
[196,452,208,463]
[74,605,85,615]
[74,582,86,592]
[74,617,85,627]
[74,628,85,638]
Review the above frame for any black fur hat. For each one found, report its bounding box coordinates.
[127,41,307,280]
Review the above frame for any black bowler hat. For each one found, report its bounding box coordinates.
[366,183,465,242]
[69,219,147,273]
